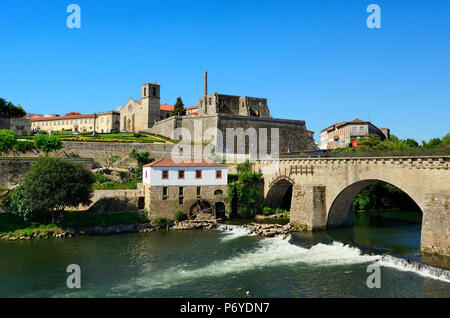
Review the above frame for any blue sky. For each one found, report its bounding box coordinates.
[0,0,449,141]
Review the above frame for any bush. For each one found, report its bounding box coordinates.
[262,206,274,216]
[33,133,62,155]
[156,217,172,228]
[9,185,33,221]
[174,210,187,222]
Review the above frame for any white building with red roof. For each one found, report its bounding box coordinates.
[142,158,228,220]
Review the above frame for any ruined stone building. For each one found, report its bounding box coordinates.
[118,72,315,156]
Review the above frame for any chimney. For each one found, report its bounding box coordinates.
[203,71,207,97]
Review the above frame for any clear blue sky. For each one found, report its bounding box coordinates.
[1,0,449,142]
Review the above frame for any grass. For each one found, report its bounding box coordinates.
[0,211,149,239]
[19,131,176,144]
[93,179,138,190]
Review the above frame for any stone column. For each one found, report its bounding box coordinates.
[290,184,327,230]
[421,193,450,256]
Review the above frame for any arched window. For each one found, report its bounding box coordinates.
[214,189,223,196]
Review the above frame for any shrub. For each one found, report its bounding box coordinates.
[156,217,172,228]
[174,210,187,222]
[33,134,62,155]
[9,185,33,221]
[262,206,274,216]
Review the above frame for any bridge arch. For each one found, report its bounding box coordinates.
[266,176,295,210]
[327,179,423,229]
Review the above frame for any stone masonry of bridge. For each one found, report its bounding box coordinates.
[254,156,450,256]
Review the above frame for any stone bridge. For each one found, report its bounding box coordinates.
[254,156,450,256]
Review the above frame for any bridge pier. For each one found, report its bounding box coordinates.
[421,193,450,256]
[290,185,327,230]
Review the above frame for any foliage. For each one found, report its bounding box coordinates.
[92,179,138,190]
[237,160,252,173]
[0,129,17,154]
[13,140,35,154]
[422,138,442,149]
[102,154,119,169]
[226,171,263,218]
[20,157,95,223]
[129,149,155,166]
[353,181,421,212]
[133,132,142,138]
[333,133,450,154]
[156,217,172,228]
[443,133,450,147]
[9,185,33,221]
[129,149,155,178]
[171,97,186,116]
[0,98,26,117]
[174,210,188,222]
[33,133,62,155]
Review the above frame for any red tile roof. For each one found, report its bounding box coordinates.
[186,105,199,110]
[160,104,174,111]
[30,113,95,122]
[143,158,226,168]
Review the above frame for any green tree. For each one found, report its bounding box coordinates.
[0,129,17,155]
[0,98,26,117]
[422,138,442,149]
[129,149,155,177]
[21,157,95,223]
[403,138,419,148]
[226,171,263,218]
[237,160,252,173]
[33,133,62,155]
[442,133,450,147]
[171,97,186,116]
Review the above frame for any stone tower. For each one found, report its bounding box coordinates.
[141,83,160,128]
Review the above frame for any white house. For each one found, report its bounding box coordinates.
[142,158,228,220]
[142,158,228,186]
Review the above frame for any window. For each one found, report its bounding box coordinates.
[179,197,184,205]
[162,170,169,179]
[360,127,364,134]
[197,187,201,197]
[196,170,202,179]
[178,170,185,179]
[214,189,223,196]
[179,187,184,196]
[352,127,357,134]
[153,87,156,97]
[144,87,147,96]
[145,170,147,179]
[162,187,168,200]
[216,170,222,179]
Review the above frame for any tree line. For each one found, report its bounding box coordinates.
[333,133,450,153]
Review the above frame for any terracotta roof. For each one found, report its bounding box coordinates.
[30,113,95,122]
[143,158,226,168]
[186,105,199,110]
[187,111,199,115]
[160,104,174,111]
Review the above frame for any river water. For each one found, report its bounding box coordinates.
[0,213,449,298]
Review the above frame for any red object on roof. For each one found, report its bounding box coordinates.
[143,158,226,168]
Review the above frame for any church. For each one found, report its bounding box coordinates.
[118,72,315,155]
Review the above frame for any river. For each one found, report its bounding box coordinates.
[0,213,449,298]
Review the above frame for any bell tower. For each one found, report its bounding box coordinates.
[141,82,160,128]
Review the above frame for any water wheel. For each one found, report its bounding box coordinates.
[189,200,212,219]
